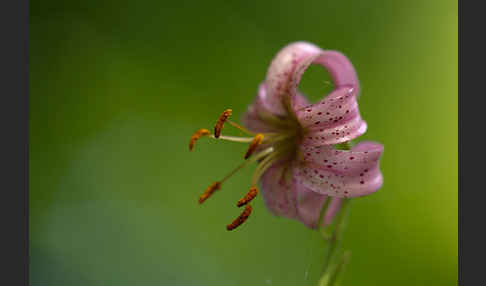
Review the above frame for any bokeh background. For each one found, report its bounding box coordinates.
[30,1,457,285]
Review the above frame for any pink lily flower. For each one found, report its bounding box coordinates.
[190,42,383,230]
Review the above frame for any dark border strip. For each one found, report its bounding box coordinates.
[459,0,486,285]
[0,0,29,285]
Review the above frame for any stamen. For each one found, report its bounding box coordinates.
[189,129,210,151]
[198,181,221,204]
[209,134,254,143]
[250,147,290,186]
[227,120,254,136]
[221,146,274,183]
[237,187,258,207]
[226,205,253,231]
[244,133,264,159]
[214,109,232,138]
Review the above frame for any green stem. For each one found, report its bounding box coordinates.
[328,251,351,286]
[317,141,354,285]
[317,198,332,238]
[322,198,352,275]
[317,251,351,286]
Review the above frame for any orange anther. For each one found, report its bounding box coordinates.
[214,109,232,138]
[237,187,258,207]
[226,205,253,231]
[244,133,264,159]
[198,182,221,204]
[189,129,210,151]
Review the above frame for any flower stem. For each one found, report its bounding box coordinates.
[322,198,351,273]
[317,199,332,237]
[317,251,351,286]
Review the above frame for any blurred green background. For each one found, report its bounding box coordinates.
[30,0,457,285]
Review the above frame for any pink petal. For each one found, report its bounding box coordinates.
[294,142,384,198]
[242,83,310,133]
[295,87,367,145]
[241,84,286,133]
[295,183,328,228]
[265,42,322,115]
[260,160,344,229]
[313,51,360,96]
[264,42,360,115]
[259,160,298,219]
[295,184,344,229]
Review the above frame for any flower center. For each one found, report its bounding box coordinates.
[189,108,302,231]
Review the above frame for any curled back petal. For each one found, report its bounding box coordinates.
[264,42,360,116]
[294,142,384,198]
[260,160,345,229]
[295,87,367,145]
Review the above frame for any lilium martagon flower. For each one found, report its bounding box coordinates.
[189,42,384,231]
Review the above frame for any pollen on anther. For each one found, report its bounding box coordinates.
[214,109,232,138]
[189,129,210,151]
[226,205,253,231]
[244,133,264,159]
[198,182,221,204]
[237,187,258,207]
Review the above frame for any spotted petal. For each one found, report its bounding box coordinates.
[260,160,344,228]
[295,87,367,146]
[294,142,384,198]
[264,42,360,116]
